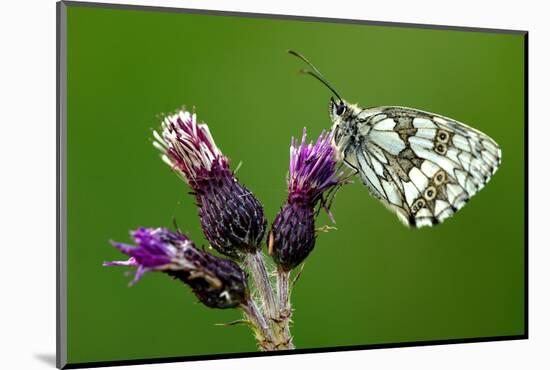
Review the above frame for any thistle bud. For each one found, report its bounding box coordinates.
[104,227,249,309]
[270,129,345,271]
[153,110,267,259]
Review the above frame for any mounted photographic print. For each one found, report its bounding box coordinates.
[56,1,528,368]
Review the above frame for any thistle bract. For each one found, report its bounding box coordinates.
[153,110,267,259]
[270,202,315,271]
[270,129,345,271]
[104,227,249,309]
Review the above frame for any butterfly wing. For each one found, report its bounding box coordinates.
[346,106,501,228]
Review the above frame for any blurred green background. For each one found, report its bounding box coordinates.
[65,4,525,364]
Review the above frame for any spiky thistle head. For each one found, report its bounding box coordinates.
[104,227,249,309]
[153,109,267,259]
[270,128,347,271]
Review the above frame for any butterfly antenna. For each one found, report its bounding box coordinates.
[288,50,343,102]
[172,216,181,233]
[300,69,343,102]
[288,50,324,77]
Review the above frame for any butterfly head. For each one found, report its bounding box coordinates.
[329,97,349,122]
[329,97,361,153]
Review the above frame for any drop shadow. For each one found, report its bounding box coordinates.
[34,353,57,367]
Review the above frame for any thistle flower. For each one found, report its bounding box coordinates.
[104,227,249,309]
[270,128,345,271]
[153,110,267,259]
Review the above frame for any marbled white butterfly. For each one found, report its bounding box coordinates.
[289,51,501,228]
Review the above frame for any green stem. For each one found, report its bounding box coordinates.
[240,299,276,351]
[243,251,294,350]
[245,251,277,321]
[275,269,295,350]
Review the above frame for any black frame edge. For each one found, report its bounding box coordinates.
[63,335,527,369]
[523,32,529,339]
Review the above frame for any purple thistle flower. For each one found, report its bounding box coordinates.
[288,128,343,206]
[153,110,227,185]
[270,128,346,271]
[104,227,249,309]
[153,110,267,259]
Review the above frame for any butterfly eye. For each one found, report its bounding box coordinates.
[336,103,346,116]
